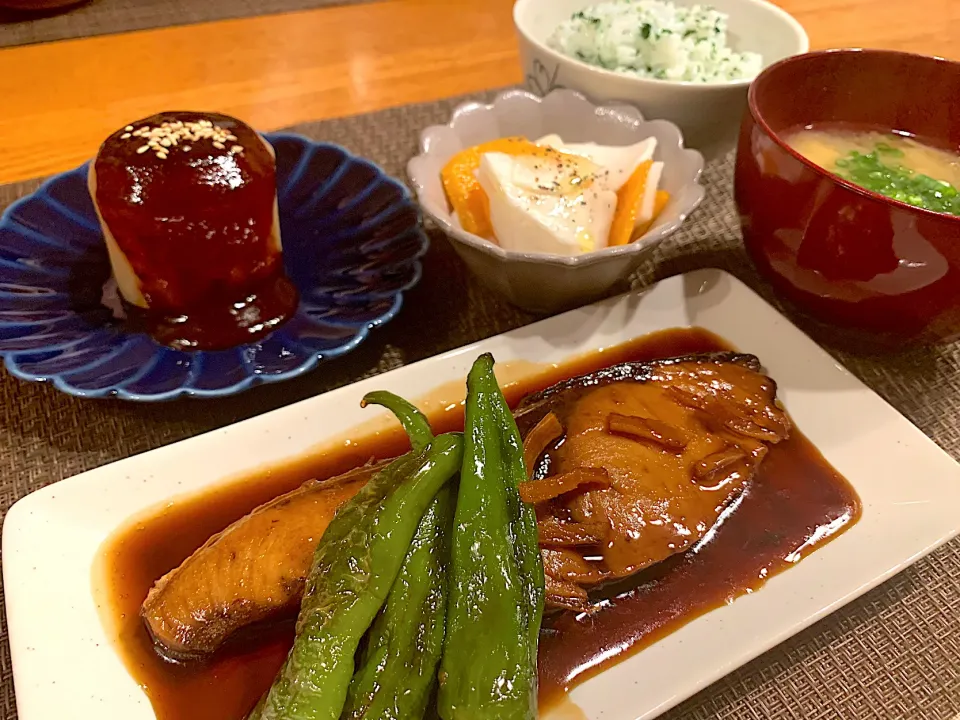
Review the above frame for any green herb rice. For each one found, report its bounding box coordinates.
[548,0,762,83]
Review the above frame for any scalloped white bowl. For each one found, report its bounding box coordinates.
[407,89,704,313]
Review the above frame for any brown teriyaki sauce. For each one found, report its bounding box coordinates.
[99,327,861,719]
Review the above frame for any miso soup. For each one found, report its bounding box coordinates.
[784,127,960,216]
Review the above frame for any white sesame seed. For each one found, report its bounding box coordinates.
[124,125,134,132]
[213,141,226,150]
[120,133,131,140]
[231,145,244,154]
[182,145,192,152]
[160,138,172,147]
[156,151,169,160]
[136,145,150,154]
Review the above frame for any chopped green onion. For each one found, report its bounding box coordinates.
[832,145,960,216]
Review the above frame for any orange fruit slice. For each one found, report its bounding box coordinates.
[609,161,672,246]
[440,137,553,239]
[608,160,653,247]
[634,190,671,239]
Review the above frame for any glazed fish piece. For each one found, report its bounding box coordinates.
[140,462,376,659]
[141,352,790,657]
[514,353,790,610]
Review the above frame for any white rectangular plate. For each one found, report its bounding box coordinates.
[5,269,960,720]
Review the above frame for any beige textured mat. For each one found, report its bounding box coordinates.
[1,91,960,719]
[0,0,377,49]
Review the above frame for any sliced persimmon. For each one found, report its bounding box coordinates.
[440,137,555,239]
[633,190,671,239]
[608,160,653,247]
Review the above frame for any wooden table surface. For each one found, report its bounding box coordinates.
[0,0,955,185]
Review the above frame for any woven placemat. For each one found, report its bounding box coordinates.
[0,0,376,49]
[2,91,960,720]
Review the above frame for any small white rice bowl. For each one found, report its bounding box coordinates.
[548,0,763,83]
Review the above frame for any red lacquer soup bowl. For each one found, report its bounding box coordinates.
[0,0,85,8]
[734,49,960,345]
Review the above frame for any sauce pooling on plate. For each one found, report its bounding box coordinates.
[89,111,299,351]
[785,126,960,216]
[96,328,861,719]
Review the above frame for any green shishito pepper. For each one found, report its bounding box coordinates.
[343,484,454,719]
[360,390,434,452]
[249,429,463,720]
[343,391,453,720]
[438,353,546,720]
[492,375,546,655]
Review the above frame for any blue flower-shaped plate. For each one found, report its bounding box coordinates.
[0,133,428,401]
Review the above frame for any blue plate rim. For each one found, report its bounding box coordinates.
[0,132,429,402]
